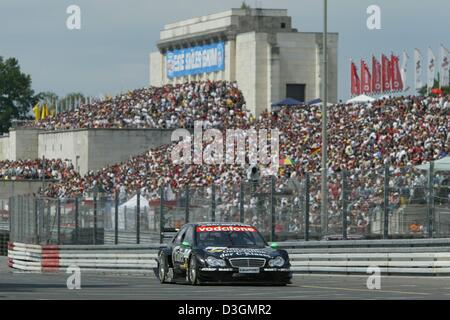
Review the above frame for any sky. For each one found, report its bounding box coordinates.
[1,0,449,101]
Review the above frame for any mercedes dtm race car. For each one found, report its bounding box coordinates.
[156,222,292,285]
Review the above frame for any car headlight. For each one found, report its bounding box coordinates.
[206,256,227,267]
[268,256,285,267]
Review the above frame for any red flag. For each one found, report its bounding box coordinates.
[351,61,361,96]
[361,60,372,94]
[390,54,403,92]
[372,56,382,94]
[382,54,392,92]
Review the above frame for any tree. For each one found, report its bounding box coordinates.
[418,73,450,96]
[241,1,251,10]
[0,56,36,133]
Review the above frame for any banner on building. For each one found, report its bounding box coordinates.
[414,49,423,92]
[350,60,361,96]
[401,50,409,90]
[382,54,392,92]
[440,44,450,88]
[372,56,382,94]
[427,47,436,91]
[166,42,225,79]
[361,60,372,94]
[390,54,403,92]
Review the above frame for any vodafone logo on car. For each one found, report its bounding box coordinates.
[196,225,256,232]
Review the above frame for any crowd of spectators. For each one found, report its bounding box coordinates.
[25,81,251,130]
[0,159,75,181]
[4,81,450,236]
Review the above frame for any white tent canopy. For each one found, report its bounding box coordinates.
[416,156,450,172]
[119,194,150,210]
[346,94,375,104]
[117,194,152,230]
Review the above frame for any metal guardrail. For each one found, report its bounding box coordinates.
[7,238,450,275]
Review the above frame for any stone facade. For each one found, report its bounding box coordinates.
[150,8,339,116]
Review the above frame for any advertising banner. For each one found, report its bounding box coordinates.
[166,42,225,79]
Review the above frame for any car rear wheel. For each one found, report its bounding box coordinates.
[188,255,201,285]
[158,253,169,284]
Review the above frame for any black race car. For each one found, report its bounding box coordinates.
[156,222,292,285]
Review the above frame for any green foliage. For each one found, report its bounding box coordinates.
[240,1,251,10]
[0,56,36,133]
[418,72,450,95]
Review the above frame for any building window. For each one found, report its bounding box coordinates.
[281,22,286,29]
[286,84,306,103]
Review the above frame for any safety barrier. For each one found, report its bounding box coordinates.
[7,238,450,275]
[7,242,158,274]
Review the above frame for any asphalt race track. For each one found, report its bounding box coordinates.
[1,257,450,300]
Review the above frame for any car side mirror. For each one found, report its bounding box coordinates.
[182,241,191,248]
[270,242,279,249]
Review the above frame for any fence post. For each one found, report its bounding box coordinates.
[383,165,390,239]
[34,197,39,244]
[427,161,435,238]
[185,184,190,224]
[46,201,51,245]
[342,170,348,240]
[57,198,61,245]
[115,190,119,245]
[17,195,22,243]
[8,196,14,242]
[159,184,165,244]
[270,176,276,243]
[34,197,38,244]
[239,182,244,223]
[211,184,216,222]
[93,187,98,245]
[136,190,141,244]
[304,173,310,241]
[74,196,79,244]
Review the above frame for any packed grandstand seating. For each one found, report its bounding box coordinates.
[0,159,75,181]
[24,81,251,130]
[4,81,450,234]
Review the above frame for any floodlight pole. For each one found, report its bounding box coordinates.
[321,0,329,237]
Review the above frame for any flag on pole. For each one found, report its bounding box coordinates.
[401,50,409,90]
[427,47,436,92]
[414,49,423,92]
[382,54,391,93]
[440,44,450,88]
[350,60,361,96]
[390,54,403,92]
[361,59,372,94]
[32,103,40,122]
[372,56,382,94]
[40,104,48,119]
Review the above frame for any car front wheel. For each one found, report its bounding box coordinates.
[188,255,201,285]
[158,253,169,284]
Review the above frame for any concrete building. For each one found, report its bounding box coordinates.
[0,128,173,175]
[150,8,338,116]
[38,128,172,175]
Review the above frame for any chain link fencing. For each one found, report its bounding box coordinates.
[6,162,450,245]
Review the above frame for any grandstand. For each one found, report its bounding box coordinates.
[1,80,448,237]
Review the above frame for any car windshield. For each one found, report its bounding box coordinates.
[195,225,267,248]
